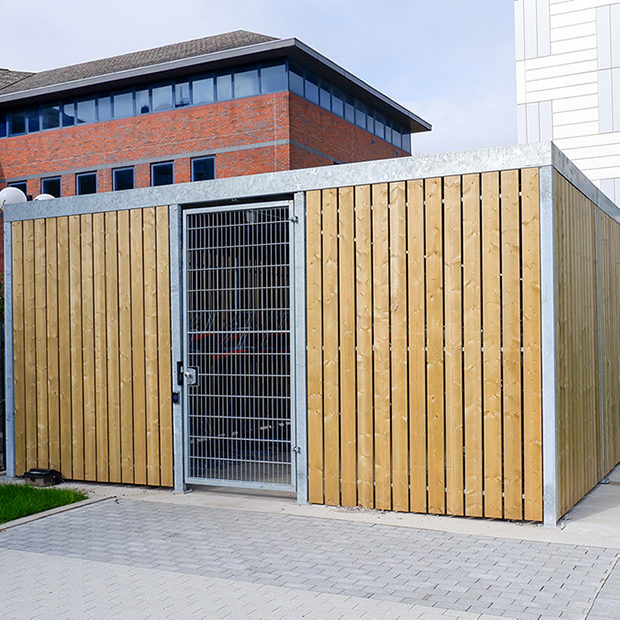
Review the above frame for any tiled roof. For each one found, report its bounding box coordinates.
[0,30,277,96]
[0,69,34,90]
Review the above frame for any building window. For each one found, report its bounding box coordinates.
[113,92,133,118]
[151,162,173,186]
[41,177,61,198]
[76,172,97,195]
[192,157,215,182]
[8,181,28,196]
[9,110,26,136]
[76,99,96,124]
[113,167,135,191]
[41,104,60,130]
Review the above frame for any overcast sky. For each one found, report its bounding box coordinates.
[1,0,517,155]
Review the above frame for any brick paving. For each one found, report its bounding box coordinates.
[1,498,619,618]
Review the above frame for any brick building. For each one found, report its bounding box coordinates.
[0,30,430,200]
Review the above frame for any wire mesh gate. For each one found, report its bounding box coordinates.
[183,202,295,490]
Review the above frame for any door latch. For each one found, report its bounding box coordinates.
[292,445,301,454]
[184,367,198,386]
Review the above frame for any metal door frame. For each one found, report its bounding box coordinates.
[180,199,301,493]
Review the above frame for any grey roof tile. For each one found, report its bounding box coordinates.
[0,30,277,96]
[0,69,34,90]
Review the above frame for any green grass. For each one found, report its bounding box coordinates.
[0,483,88,524]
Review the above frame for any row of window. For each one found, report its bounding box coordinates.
[289,62,411,152]
[8,156,215,198]
[0,60,411,150]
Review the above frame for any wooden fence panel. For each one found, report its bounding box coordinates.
[306,170,544,520]
[554,172,602,518]
[12,208,173,486]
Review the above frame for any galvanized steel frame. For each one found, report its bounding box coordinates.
[181,199,297,492]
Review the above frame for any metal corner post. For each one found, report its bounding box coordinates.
[293,191,308,503]
[169,204,186,493]
[539,166,558,526]
[3,220,14,478]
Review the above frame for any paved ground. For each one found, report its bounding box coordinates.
[2,470,620,619]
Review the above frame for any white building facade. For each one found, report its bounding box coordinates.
[516,0,620,201]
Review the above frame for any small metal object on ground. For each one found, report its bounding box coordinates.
[23,469,63,487]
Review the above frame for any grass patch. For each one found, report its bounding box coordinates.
[0,483,88,524]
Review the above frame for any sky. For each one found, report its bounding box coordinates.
[1,0,517,155]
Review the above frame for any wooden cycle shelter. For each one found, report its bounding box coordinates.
[4,142,620,525]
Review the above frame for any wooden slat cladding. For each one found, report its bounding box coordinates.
[306,170,543,520]
[12,207,174,486]
[554,173,603,518]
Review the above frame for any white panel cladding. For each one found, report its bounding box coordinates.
[526,69,598,91]
[541,100,554,138]
[597,5,612,69]
[551,0,614,13]
[599,69,614,131]
[539,0,552,55]
[518,103,528,142]
[526,59,598,81]
[526,81,598,101]
[528,101,541,139]
[551,21,597,41]
[600,177,615,198]
[526,0,541,58]
[516,0,526,61]
[554,120,601,138]
[518,0,620,188]
[552,34,598,54]
[614,66,620,128]
[517,60,527,104]
[553,93,599,111]
[554,107,599,124]
[612,4,620,66]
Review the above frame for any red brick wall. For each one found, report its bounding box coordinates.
[288,93,406,169]
[0,92,293,196]
[0,90,409,196]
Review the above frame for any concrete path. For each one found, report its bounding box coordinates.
[2,468,620,619]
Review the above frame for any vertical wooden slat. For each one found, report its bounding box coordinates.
[81,214,97,481]
[355,185,374,507]
[12,222,26,475]
[444,175,464,516]
[57,218,72,477]
[156,206,174,487]
[34,219,49,468]
[143,207,161,486]
[501,169,523,520]
[117,209,134,483]
[23,220,37,471]
[463,174,483,517]
[339,186,357,507]
[93,213,109,482]
[130,208,147,485]
[408,179,427,513]
[372,183,391,510]
[425,177,445,515]
[105,211,122,483]
[45,219,61,472]
[481,172,503,518]
[522,167,542,521]
[306,190,324,504]
[68,215,84,480]
[322,188,340,506]
[390,181,409,512]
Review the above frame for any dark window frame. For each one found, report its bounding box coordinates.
[191,156,216,182]
[76,171,97,195]
[113,167,135,191]
[41,176,62,198]
[151,161,174,187]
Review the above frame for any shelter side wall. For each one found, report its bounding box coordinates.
[554,171,604,518]
[11,207,173,486]
[306,169,543,521]
[599,211,620,475]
